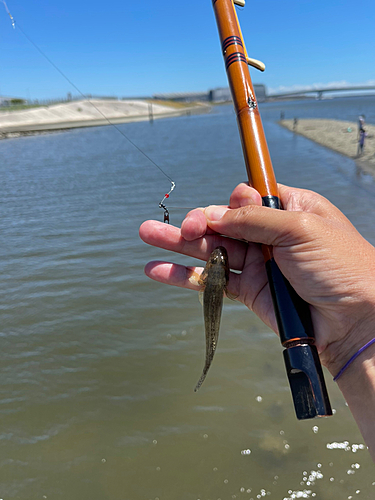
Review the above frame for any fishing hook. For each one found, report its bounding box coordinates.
[159,181,176,224]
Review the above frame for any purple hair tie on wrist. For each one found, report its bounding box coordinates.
[333,338,375,382]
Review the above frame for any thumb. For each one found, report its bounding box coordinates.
[204,204,312,248]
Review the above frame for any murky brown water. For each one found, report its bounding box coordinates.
[1,98,375,499]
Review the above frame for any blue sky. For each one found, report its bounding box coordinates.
[0,0,374,100]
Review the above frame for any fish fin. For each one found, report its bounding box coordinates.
[198,268,209,286]
[188,269,201,287]
[198,289,204,306]
[188,257,210,288]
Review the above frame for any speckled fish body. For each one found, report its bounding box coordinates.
[195,246,229,392]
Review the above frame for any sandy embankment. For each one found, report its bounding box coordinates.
[0,99,210,138]
[280,119,375,174]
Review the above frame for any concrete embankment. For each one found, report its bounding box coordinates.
[279,118,375,175]
[0,99,210,138]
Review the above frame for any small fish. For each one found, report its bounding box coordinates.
[194,246,229,392]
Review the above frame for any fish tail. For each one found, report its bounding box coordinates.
[194,357,213,392]
[194,371,207,392]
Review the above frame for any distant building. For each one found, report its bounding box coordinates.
[209,85,267,103]
[152,91,209,102]
[253,84,267,102]
[209,87,232,102]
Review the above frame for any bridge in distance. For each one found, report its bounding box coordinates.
[268,85,375,100]
[153,85,375,104]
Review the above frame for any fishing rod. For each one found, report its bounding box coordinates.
[212,0,332,419]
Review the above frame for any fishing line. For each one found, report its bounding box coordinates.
[1,4,176,221]
[1,1,14,28]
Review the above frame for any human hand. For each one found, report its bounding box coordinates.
[139,183,375,376]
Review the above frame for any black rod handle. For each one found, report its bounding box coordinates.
[266,258,333,420]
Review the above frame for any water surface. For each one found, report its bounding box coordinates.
[0,97,375,499]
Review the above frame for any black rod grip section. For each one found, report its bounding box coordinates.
[265,257,332,419]
[265,258,313,345]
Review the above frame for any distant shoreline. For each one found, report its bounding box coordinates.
[0,99,210,139]
[279,118,375,175]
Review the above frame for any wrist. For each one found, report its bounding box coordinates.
[333,338,375,381]
[333,339,375,462]
[322,308,375,379]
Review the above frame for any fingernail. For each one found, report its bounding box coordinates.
[205,205,229,221]
[240,193,261,207]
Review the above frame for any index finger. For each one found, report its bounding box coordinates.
[139,219,249,270]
